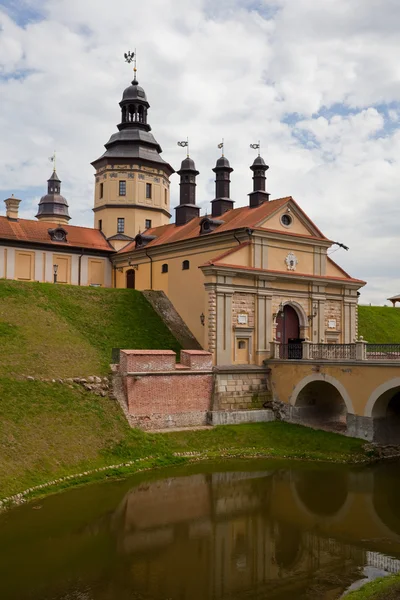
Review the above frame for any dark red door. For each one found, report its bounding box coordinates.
[126,269,135,289]
[276,305,300,344]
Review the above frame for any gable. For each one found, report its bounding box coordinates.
[326,257,352,279]
[256,199,326,239]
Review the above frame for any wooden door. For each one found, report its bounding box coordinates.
[276,305,300,344]
[126,269,135,289]
[236,338,249,364]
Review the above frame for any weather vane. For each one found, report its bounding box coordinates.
[177,138,190,157]
[217,139,224,156]
[49,151,57,170]
[250,141,261,156]
[124,49,137,78]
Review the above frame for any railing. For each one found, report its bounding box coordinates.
[309,344,356,360]
[366,344,400,360]
[279,343,303,360]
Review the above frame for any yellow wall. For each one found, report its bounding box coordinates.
[93,163,171,240]
[15,251,35,281]
[267,240,315,273]
[220,244,251,267]
[53,254,71,284]
[88,258,105,286]
[262,207,316,236]
[326,258,349,278]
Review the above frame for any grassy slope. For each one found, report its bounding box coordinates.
[358,305,400,343]
[0,280,181,376]
[0,378,369,498]
[346,574,400,599]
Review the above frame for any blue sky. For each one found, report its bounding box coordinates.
[1,0,400,304]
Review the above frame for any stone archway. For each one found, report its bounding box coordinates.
[289,374,354,432]
[281,301,309,340]
[365,378,400,444]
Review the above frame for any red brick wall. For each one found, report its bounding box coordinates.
[121,350,213,430]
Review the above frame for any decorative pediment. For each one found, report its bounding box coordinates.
[256,198,326,239]
[48,227,68,243]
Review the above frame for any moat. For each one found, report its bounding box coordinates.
[1,459,400,599]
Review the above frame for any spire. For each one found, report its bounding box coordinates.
[248,155,270,208]
[36,169,70,224]
[211,155,234,217]
[175,155,200,226]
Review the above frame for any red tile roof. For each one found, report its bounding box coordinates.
[118,197,327,254]
[0,217,114,252]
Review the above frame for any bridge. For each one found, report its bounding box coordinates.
[267,340,400,443]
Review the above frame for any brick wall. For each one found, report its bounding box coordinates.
[325,300,342,333]
[208,290,216,353]
[232,293,255,328]
[213,370,271,411]
[120,349,213,431]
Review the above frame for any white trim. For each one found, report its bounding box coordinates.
[289,373,355,414]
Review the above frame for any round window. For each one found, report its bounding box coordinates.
[280,213,292,227]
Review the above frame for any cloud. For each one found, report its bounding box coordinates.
[0,0,400,304]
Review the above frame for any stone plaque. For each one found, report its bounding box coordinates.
[237,313,248,325]
[328,319,336,329]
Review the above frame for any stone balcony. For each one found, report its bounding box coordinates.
[269,340,400,362]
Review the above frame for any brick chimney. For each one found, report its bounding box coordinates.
[4,195,21,221]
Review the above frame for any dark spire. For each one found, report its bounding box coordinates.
[211,155,234,217]
[91,75,174,175]
[248,155,270,207]
[36,170,70,223]
[175,156,200,226]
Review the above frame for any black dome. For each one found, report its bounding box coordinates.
[216,156,231,168]
[122,80,147,102]
[252,155,267,167]
[180,157,196,170]
[38,193,69,207]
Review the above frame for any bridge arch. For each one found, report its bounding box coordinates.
[290,374,354,413]
[365,378,400,417]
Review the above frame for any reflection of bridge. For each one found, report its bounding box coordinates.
[111,465,400,600]
[268,344,400,442]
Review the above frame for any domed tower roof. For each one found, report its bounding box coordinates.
[215,156,231,169]
[122,79,148,102]
[251,155,269,170]
[178,156,198,173]
[36,170,70,224]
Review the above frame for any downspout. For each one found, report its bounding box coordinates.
[145,249,153,290]
[78,249,85,286]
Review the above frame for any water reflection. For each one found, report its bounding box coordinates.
[1,462,400,600]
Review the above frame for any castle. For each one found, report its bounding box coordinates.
[1,69,365,365]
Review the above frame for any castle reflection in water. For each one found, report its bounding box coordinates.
[108,463,400,599]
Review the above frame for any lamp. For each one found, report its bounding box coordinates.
[200,313,205,326]
[53,264,58,284]
[308,303,318,322]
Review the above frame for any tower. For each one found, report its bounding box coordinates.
[211,156,234,217]
[36,170,71,225]
[91,61,174,243]
[175,156,200,226]
[249,155,270,207]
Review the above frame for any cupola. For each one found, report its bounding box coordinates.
[36,170,71,225]
[211,155,234,217]
[175,155,200,226]
[249,155,270,207]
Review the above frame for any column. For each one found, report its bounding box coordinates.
[216,291,233,365]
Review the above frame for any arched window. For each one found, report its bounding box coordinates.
[161,263,168,274]
[182,260,190,270]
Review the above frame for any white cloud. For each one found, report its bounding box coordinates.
[1,0,400,304]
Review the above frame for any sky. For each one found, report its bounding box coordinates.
[0,0,399,304]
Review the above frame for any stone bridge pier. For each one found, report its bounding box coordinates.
[268,360,400,443]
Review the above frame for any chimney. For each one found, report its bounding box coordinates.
[211,156,234,217]
[175,156,200,226]
[249,155,270,207]
[4,195,21,221]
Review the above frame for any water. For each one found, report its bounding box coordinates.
[1,460,400,599]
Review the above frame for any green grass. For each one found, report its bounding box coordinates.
[346,574,400,599]
[0,279,181,377]
[358,305,400,343]
[0,377,370,499]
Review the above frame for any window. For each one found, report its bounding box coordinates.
[98,219,102,231]
[161,263,168,273]
[145,219,152,229]
[164,189,168,205]
[280,213,292,227]
[117,218,125,233]
[146,183,152,199]
[119,180,126,196]
[238,340,246,350]
[182,260,190,270]
[100,183,104,199]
